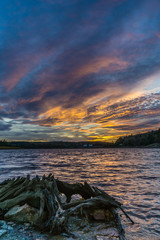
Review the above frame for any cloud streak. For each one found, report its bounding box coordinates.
[0,0,160,141]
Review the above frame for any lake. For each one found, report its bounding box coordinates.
[0,148,159,240]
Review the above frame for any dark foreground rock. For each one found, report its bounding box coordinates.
[0,175,134,239]
[0,220,48,240]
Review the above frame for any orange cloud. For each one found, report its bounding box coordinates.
[75,56,129,79]
[2,66,29,91]
[2,50,54,91]
[30,91,160,142]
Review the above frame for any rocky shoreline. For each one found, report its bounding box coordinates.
[0,218,122,240]
[0,175,134,240]
[0,220,49,240]
[0,220,72,240]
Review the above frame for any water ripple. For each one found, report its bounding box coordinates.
[0,148,160,240]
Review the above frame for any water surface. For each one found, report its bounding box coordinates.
[0,148,159,240]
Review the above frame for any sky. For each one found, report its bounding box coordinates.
[0,0,160,142]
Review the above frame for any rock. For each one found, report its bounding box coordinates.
[92,209,114,221]
[0,229,7,237]
[24,223,30,227]
[61,233,70,237]
[35,239,46,240]
[7,221,15,225]
[24,222,31,230]
[7,221,16,227]
[4,204,39,225]
[7,225,13,230]
[96,227,119,239]
[60,194,67,203]
[0,220,8,229]
[93,209,105,220]
[96,236,118,240]
[71,194,82,202]
[0,220,13,231]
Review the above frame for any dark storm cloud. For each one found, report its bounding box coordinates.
[0,120,12,131]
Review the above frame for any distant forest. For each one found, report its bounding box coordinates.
[0,139,114,149]
[115,128,160,147]
[0,129,160,148]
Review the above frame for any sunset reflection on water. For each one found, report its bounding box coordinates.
[0,148,160,240]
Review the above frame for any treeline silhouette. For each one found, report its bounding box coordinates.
[0,129,160,148]
[115,129,160,147]
[0,140,114,149]
[0,139,8,146]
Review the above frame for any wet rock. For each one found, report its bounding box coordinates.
[24,222,31,230]
[35,238,46,240]
[93,209,105,220]
[7,221,16,227]
[96,236,118,240]
[92,209,113,222]
[4,204,39,225]
[24,223,30,227]
[71,194,82,202]
[7,221,15,225]
[95,227,119,239]
[7,225,13,230]
[0,220,8,229]
[0,229,7,237]
[60,194,67,204]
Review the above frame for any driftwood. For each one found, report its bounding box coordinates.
[0,174,134,239]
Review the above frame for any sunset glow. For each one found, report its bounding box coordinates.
[0,0,160,141]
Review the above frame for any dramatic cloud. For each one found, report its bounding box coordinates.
[0,0,160,141]
[0,120,12,131]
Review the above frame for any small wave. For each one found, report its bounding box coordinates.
[0,148,160,240]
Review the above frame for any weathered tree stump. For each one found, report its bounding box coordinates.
[0,174,134,239]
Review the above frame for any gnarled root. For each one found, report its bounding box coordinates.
[0,174,134,237]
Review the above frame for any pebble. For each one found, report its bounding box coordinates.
[7,225,13,230]
[0,220,8,230]
[96,236,118,240]
[35,238,45,240]
[61,233,70,237]
[7,222,14,225]
[24,223,30,227]
[0,220,7,226]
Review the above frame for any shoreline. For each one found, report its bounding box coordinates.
[0,175,131,240]
[0,146,159,150]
